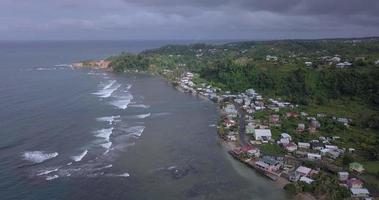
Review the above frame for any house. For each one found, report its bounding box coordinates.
[336,62,352,68]
[298,142,310,149]
[224,119,236,128]
[286,112,299,118]
[284,143,297,152]
[349,162,364,173]
[245,123,255,134]
[224,104,238,118]
[297,123,305,132]
[331,56,341,63]
[266,55,278,61]
[305,62,313,67]
[307,153,321,160]
[300,176,314,184]
[226,135,237,141]
[375,60,379,65]
[338,172,349,181]
[270,114,280,124]
[253,129,272,142]
[347,178,363,188]
[289,171,301,182]
[350,188,370,198]
[337,117,349,126]
[255,156,282,172]
[321,149,341,159]
[296,166,312,176]
[279,133,291,144]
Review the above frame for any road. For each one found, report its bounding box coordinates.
[235,103,247,146]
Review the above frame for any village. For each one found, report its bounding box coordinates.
[176,71,375,200]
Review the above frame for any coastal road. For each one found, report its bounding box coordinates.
[236,103,247,146]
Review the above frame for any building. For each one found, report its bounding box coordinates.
[266,55,278,61]
[349,162,364,173]
[270,114,280,124]
[305,62,313,67]
[245,123,255,134]
[296,166,312,177]
[347,178,364,189]
[300,176,314,184]
[255,156,282,172]
[350,188,370,198]
[338,172,349,181]
[253,129,272,142]
[307,153,321,160]
[284,143,297,152]
[223,104,238,118]
[336,62,352,68]
[298,142,310,149]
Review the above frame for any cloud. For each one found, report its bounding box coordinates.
[0,0,378,40]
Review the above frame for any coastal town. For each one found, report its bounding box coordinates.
[175,71,375,200]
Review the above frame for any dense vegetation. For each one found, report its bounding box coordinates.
[108,38,379,130]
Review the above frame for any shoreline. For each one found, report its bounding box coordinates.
[75,63,316,200]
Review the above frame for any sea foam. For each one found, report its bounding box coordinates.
[94,128,114,142]
[109,94,133,110]
[71,150,88,162]
[96,115,120,125]
[37,168,59,176]
[22,151,59,163]
[136,113,151,119]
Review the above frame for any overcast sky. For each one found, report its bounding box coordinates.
[1,0,378,40]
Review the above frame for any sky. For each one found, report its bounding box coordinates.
[0,0,378,40]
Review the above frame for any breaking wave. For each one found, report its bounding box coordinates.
[22,151,59,164]
[96,115,120,125]
[136,113,151,119]
[130,104,150,108]
[37,168,59,176]
[46,175,59,181]
[109,93,133,110]
[71,150,88,162]
[93,82,121,98]
[94,128,114,142]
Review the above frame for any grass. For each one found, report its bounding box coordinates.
[363,161,379,174]
[260,143,286,156]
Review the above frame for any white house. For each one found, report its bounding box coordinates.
[375,60,379,65]
[253,129,272,142]
[336,62,352,68]
[338,172,349,181]
[298,142,310,149]
[305,62,313,67]
[307,153,321,160]
[350,188,370,198]
[300,176,314,184]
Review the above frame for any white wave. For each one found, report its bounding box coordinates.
[37,168,59,176]
[209,124,216,127]
[46,175,59,181]
[100,141,112,149]
[71,150,88,162]
[136,113,151,119]
[22,151,58,164]
[109,94,133,110]
[96,115,120,125]
[124,126,145,137]
[94,128,114,142]
[54,64,72,68]
[67,162,73,166]
[93,83,121,98]
[95,164,113,171]
[152,112,171,117]
[130,104,150,108]
[126,84,132,90]
[116,173,130,177]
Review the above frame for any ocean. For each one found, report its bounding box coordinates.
[0,41,290,200]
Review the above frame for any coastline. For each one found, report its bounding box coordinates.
[73,61,314,200]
